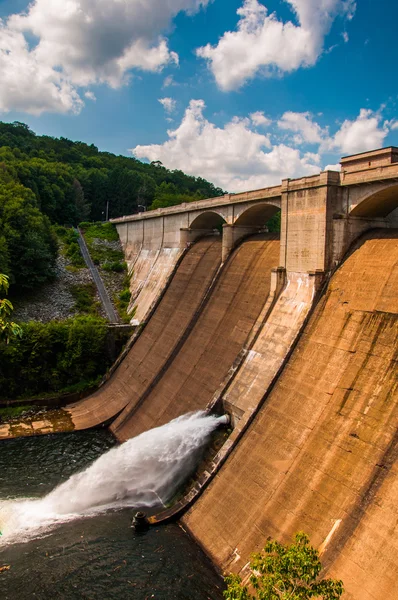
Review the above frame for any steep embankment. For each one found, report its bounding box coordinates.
[59,237,222,430]
[111,234,280,441]
[183,230,398,600]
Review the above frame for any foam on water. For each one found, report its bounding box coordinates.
[0,411,223,545]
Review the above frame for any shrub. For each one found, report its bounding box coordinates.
[224,532,343,600]
[70,283,99,314]
[79,221,119,242]
[102,261,125,273]
[0,316,124,400]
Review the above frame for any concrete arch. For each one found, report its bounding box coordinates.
[233,202,281,227]
[189,211,227,230]
[350,183,398,218]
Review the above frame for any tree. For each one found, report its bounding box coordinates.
[0,181,58,290]
[224,532,343,600]
[0,274,22,344]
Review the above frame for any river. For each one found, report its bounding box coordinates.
[0,426,225,599]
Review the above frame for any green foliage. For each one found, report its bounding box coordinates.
[80,222,123,267]
[70,283,100,315]
[0,405,34,423]
[0,316,112,399]
[80,221,119,242]
[0,120,223,294]
[57,226,85,267]
[149,181,205,210]
[102,261,126,273]
[0,274,22,344]
[0,179,58,290]
[267,212,281,233]
[115,273,132,323]
[224,533,343,600]
[0,121,224,228]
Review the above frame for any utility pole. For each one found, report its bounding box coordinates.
[105,200,109,221]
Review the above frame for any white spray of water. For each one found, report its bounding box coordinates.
[0,411,224,545]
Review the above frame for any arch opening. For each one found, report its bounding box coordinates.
[350,184,398,218]
[189,211,227,230]
[234,203,281,232]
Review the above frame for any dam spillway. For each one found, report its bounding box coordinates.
[111,234,280,441]
[65,236,222,429]
[183,230,398,600]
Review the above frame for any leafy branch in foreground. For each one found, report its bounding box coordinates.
[224,532,343,600]
[0,274,22,344]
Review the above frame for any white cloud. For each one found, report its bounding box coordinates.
[328,109,388,154]
[250,111,271,127]
[277,108,390,156]
[196,0,356,90]
[342,31,349,42]
[278,111,326,144]
[0,22,83,115]
[163,74,176,88]
[132,99,320,191]
[0,0,210,114]
[84,91,96,101]
[131,101,396,191]
[159,97,177,113]
[323,163,341,171]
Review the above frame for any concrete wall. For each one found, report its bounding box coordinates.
[183,230,398,600]
[111,235,281,441]
[114,150,398,294]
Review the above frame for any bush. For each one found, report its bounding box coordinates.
[58,227,85,267]
[114,273,132,323]
[102,261,126,273]
[0,316,113,399]
[80,221,119,242]
[70,283,99,314]
[224,532,343,600]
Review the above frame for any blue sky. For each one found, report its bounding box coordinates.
[0,0,397,191]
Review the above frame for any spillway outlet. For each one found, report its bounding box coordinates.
[217,414,230,427]
[131,511,150,532]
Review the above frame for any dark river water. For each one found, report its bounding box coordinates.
[0,431,224,600]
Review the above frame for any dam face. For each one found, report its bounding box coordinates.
[111,234,280,441]
[183,230,398,600]
[65,237,222,429]
[105,148,398,599]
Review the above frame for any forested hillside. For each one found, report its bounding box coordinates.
[0,121,223,291]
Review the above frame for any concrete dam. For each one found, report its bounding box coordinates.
[2,147,398,598]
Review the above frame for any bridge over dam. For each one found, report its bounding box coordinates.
[1,147,397,599]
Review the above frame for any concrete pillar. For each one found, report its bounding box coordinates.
[278,171,341,275]
[308,269,326,292]
[222,224,262,262]
[270,266,287,296]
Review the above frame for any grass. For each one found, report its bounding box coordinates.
[54,225,85,268]
[0,405,35,423]
[114,273,133,323]
[79,222,124,267]
[79,221,119,242]
[70,283,101,315]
